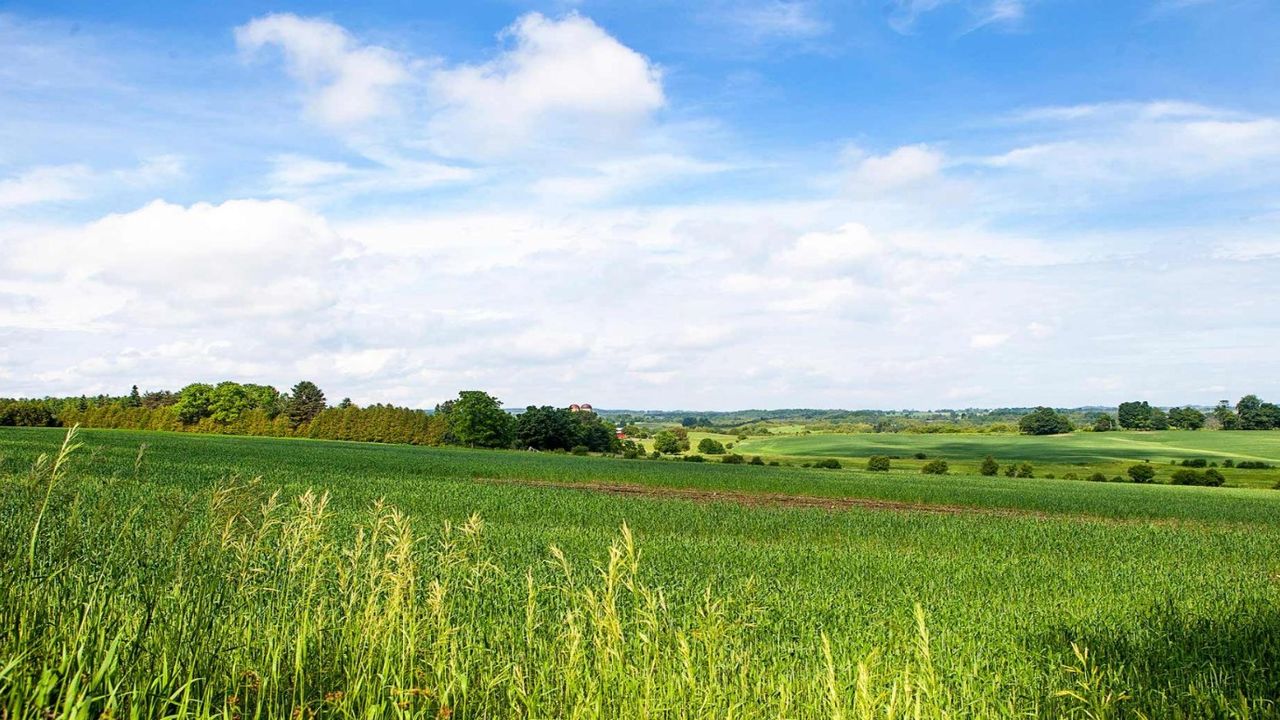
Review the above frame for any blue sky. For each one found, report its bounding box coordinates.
[2,0,1278,409]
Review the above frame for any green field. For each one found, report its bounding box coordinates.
[735,430,1280,487]
[3,427,1280,718]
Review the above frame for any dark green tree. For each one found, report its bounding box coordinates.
[1167,406,1205,430]
[1092,414,1115,432]
[866,455,891,472]
[126,385,142,408]
[445,391,513,448]
[979,455,999,476]
[1118,401,1153,430]
[697,438,726,454]
[653,430,682,455]
[287,381,327,427]
[1018,407,1072,435]
[173,383,215,424]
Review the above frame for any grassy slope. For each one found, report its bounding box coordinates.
[2,426,1278,524]
[736,430,1280,487]
[3,427,1280,716]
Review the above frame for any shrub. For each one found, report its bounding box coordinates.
[721,453,745,465]
[682,454,705,463]
[749,456,765,466]
[1236,461,1272,470]
[1063,473,1078,481]
[1111,476,1123,483]
[1087,472,1108,482]
[866,456,891,472]
[1222,459,1235,468]
[1171,468,1224,486]
[1127,464,1157,483]
[913,452,928,460]
[921,460,949,475]
[979,455,999,476]
[768,461,781,467]
[697,438,726,455]
[813,458,842,469]
[570,445,589,456]
[1044,474,1055,479]
[1015,463,1034,478]
[649,451,661,460]
[1180,458,1207,468]
[1004,465,1017,477]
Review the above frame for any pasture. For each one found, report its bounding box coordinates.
[2,426,1280,718]
[735,430,1280,488]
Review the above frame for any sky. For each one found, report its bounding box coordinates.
[1,0,1278,410]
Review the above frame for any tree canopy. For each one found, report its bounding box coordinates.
[1018,407,1072,435]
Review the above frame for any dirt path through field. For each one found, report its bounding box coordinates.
[485,478,1051,519]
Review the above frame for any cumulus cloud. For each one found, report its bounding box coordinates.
[424,13,665,159]
[236,14,409,127]
[848,145,944,191]
[5,198,348,329]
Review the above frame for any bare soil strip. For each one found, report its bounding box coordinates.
[483,479,1260,529]
[485,478,1050,519]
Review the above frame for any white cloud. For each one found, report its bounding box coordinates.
[265,152,474,200]
[236,14,409,127]
[5,198,348,329]
[722,1,829,41]
[969,333,1011,348]
[848,145,944,191]
[0,164,92,208]
[888,0,1027,33]
[424,13,665,160]
[0,157,186,211]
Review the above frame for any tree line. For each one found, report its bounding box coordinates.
[1014,395,1280,435]
[0,382,620,453]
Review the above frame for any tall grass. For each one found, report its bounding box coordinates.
[2,429,1278,718]
[1,443,964,719]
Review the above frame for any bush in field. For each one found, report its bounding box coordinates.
[1236,461,1273,470]
[682,454,705,463]
[1088,472,1108,482]
[1222,459,1235,468]
[913,452,928,460]
[812,458,841,469]
[721,453,745,465]
[979,455,999,476]
[1127,464,1157,483]
[867,456,891,472]
[921,460,949,475]
[697,438,726,454]
[1171,468,1225,487]
[1015,463,1034,478]
[1180,458,1208,468]
[1092,414,1116,432]
[570,445,589,456]
[1063,473,1077,481]
[749,456,765,466]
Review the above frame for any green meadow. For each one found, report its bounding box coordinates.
[2,426,1280,718]
[734,430,1280,488]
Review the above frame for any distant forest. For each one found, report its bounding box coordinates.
[2,382,1278,450]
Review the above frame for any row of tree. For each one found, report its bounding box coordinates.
[0,382,622,454]
[1016,395,1280,435]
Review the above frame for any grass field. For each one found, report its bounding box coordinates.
[734,430,1280,488]
[3,426,1280,718]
